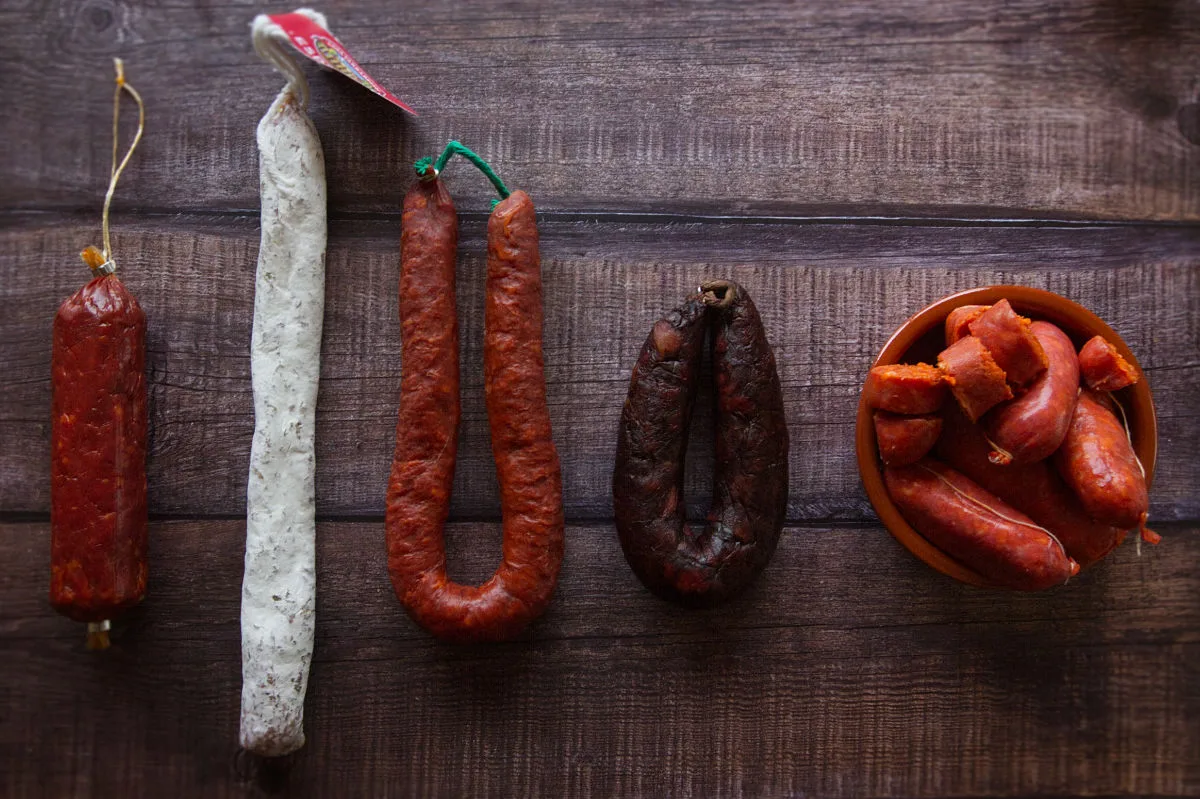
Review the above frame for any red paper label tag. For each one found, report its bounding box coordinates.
[268,12,416,115]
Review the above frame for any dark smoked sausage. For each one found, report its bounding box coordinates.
[50,261,148,641]
[613,281,788,606]
[386,180,564,642]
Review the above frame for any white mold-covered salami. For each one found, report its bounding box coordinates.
[240,9,328,757]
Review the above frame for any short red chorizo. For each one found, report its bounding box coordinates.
[386,178,564,642]
[1053,389,1148,532]
[1078,335,1139,392]
[51,266,148,630]
[873,411,942,466]
[613,281,788,606]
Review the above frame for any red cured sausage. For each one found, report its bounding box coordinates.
[50,262,148,635]
[1078,335,1139,392]
[981,321,1079,464]
[936,403,1124,566]
[387,180,564,642]
[613,281,788,606]
[885,459,1078,590]
[945,304,989,345]
[1053,389,1148,531]
[873,411,942,466]
[967,299,1047,389]
[938,335,1013,421]
[863,363,948,414]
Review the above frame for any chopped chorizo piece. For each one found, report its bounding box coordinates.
[1078,335,1139,392]
[938,336,1013,422]
[944,304,989,345]
[966,299,1047,389]
[874,411,942,466]
[863,363,948,414]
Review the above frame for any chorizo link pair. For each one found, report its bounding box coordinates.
[386,176,564,642]
[613,281,788,606]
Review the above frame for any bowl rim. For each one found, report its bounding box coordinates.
[855,284,1158,587]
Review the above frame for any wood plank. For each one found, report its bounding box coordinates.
[2,520,1197,798]
[2,0,1199,220]
[4,215,1198,521]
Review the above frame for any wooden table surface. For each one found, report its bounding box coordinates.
[2,1,1198,797]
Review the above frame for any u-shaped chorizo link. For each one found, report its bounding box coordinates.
[614,280,788,606]
[387,179,564,642]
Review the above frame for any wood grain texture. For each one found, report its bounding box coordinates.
[3,215,1198,522]
[2,0,1199,219]
[2,520,1197,798]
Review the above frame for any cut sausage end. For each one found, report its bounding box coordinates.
[938,336,1013,421]
[967,299,1048,389]
[945,305,990,345]
[1079,335,1139,392]
[873,411,942,466]
[864,363,948,415]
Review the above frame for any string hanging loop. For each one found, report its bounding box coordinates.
[82,58,145,277]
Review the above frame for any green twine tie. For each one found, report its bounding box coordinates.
[414,141,511,208]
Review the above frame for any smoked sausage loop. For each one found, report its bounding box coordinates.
[613,281,789,606]
[387,142,564,642]
[50,59,147,651]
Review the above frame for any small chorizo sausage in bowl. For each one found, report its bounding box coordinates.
[855,285,1157,589]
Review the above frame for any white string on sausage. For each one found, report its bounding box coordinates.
[916,463,1070,566]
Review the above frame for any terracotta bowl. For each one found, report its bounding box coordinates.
[855,285,1158,587]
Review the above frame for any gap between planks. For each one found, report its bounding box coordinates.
[5,206,1200,231]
